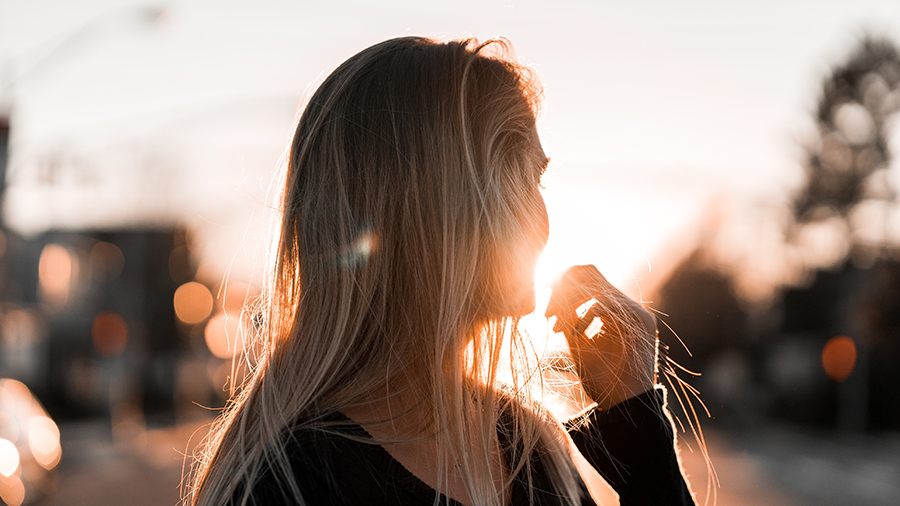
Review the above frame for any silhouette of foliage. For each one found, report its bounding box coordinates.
[656,251,746,367]
[793,35,900,222]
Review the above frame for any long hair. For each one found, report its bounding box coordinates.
[186,37,583,506]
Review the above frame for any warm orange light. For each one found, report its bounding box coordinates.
[0,414,16,445]
[0,439,18,477]
[3,309,40,347]
[174,282,214,324]
[822,335,857,382]
[219,283,251,314]
[38,244,72,304]
[0,380,32,417]
[28,416,61,470]
[0,473,24,506]
[92,312,129,357]
[204,313,243,359]
[90,242,125,282]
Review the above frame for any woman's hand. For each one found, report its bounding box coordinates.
[545,265,658,411]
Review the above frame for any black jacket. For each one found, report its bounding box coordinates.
[241,388,695,505]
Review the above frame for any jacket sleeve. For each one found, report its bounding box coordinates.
[565,387,696,506]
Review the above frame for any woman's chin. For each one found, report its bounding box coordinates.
[479,272,538,318]
[505,287,537,317]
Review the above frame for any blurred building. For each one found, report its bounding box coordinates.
[656,243,900,433]
[0,228,188,422]
[777,255,900,431]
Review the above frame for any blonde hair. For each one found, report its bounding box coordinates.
[185,37,583,506]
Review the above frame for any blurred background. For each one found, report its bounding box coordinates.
[1,1,900,505]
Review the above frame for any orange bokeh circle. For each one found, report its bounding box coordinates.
[821,335,857,382]
[92,312,129,357]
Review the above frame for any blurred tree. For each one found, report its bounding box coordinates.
[657,250,746,367]
[655,35,900,431]
[793,35,900,229]
[785,34,900,431]
[654,248,749,427]
[857,258,900,429]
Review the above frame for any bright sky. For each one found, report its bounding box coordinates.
[2,0,900,292]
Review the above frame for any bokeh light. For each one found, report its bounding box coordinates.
[0,474,25,506]
[822,335,857,382]
[0,439,19,477]
[173,282,213,324]
[27,416,60,470]
[1,309,42,348]
[91,311,129,357]
[89,241,125,282]
[204,313,243,359]
[218,283,250,314]
[0,380,57,505]
[38,244,72,304]
[168,245,192,283]
[0,413,16,445]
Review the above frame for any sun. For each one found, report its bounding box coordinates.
[520,177,685,345]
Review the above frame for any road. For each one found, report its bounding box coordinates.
[31,417,900,506]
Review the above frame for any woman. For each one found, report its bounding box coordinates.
[186,37,696,506]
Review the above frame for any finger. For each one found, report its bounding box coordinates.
[545,265,606,318]
[608,298,657,336]
[595,311,656,356]
[546,283,592,319]
[572,303,605,336]
[545,265,618,318]
[561,265,613,293]
[560,322,591,356]
[572,312,591,336]
[552,311,577,333]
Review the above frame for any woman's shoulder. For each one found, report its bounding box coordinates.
[248,412,444,505]
[239,412,363,504]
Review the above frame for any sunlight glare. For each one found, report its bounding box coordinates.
[510,165,700,421]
